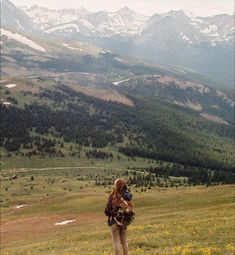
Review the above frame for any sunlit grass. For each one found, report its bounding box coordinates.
[1,168,234,255]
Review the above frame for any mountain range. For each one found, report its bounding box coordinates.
[1,0,234,91]
[1,0,234,123]
[0,0,234,175]
[11,4,234,45]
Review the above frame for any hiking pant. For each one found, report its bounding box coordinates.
[110,223,128,255]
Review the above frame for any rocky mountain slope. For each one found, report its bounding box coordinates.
[1,0,35,32]
[1,70,234,172]
[1,0,234,174]
[19,4,234,46]
[1,0,234,90]
[116,75,234,124]
[20,5,90,30]
[1,26,234,124]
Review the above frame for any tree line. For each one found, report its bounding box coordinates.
[1,86,234,181]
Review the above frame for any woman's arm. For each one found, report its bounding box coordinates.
[104,195,113,217]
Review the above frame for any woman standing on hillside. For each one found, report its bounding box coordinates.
[104,179,134,255]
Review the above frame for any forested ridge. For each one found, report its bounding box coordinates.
[1,85,234,184]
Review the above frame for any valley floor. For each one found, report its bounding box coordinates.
[0,167,234,255]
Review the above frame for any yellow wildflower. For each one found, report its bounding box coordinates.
[135,247,145,254]
[198,247,212,255]
[226,244,235,252]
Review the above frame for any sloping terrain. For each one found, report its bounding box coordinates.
[116,75,234,123]
[0,27,168,80]
[1,74,234,173]
[2,0,234,91]
[0,169,234,255]
[0,17,234,179]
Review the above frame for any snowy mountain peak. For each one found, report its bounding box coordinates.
[3,0,233,45]
[161,9,188,18]
[117,6,137,15]
[1,0,35,32]
[183,10,197,18]
[21,4,90,30]
[142,10,234,46]
[30,4,41,9]
[79,7,90,14]
[1,0,9,5]
[1,0,15,8]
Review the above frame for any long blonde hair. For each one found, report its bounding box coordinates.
[110,179,127,206]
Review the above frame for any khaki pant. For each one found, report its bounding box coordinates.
[110,224,128,255]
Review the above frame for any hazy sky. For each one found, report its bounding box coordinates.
[10,0,234,16]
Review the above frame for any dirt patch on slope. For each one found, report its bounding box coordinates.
[200,113,229,125]
[1,212,103,246]
[67,83,134,107]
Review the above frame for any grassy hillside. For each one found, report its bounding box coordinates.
[1,32,174,82]
[1,25,234,255]
[1,78,234,185]
[1,29,234,186]
[0,167,234,255]
[116,75,234,123]
[2,29,233,96]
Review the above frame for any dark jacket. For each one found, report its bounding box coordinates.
[104,191,133,226]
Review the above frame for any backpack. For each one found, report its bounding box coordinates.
[114,197,135,226]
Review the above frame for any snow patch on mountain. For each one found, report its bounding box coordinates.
[15,4,235,44]
[1,28,46,52]
[62,43,75,50]
[200,25,218,34]
[113,77,133,85]
[55,219,76,226]
[83,8,148,37]
[181,34,193,44]
[114,57,124,62]
[15,204,27,209]
[79,19,96,31]
[62,43,83,51]
[216,90,234,107]
[5,84,17,88]
[3,102,11,105]
[45,24,79,33]
[190,17,204,24]
[21,5,90,30]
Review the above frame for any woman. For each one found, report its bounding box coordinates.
[104,179,133,255]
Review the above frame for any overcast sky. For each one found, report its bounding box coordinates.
[10,0,234,16]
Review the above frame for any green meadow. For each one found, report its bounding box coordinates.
[0,167,234,255]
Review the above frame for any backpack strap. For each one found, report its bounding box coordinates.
[114,216,123,227]
[121,197,128,205]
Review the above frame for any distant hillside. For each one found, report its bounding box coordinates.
[116,75,234,124]
[0,23,234,180]
[1,0,35,32]
[1,73,234,173]
[11,1,233,91]
[0,27,170,80]
[1,0,234,91]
